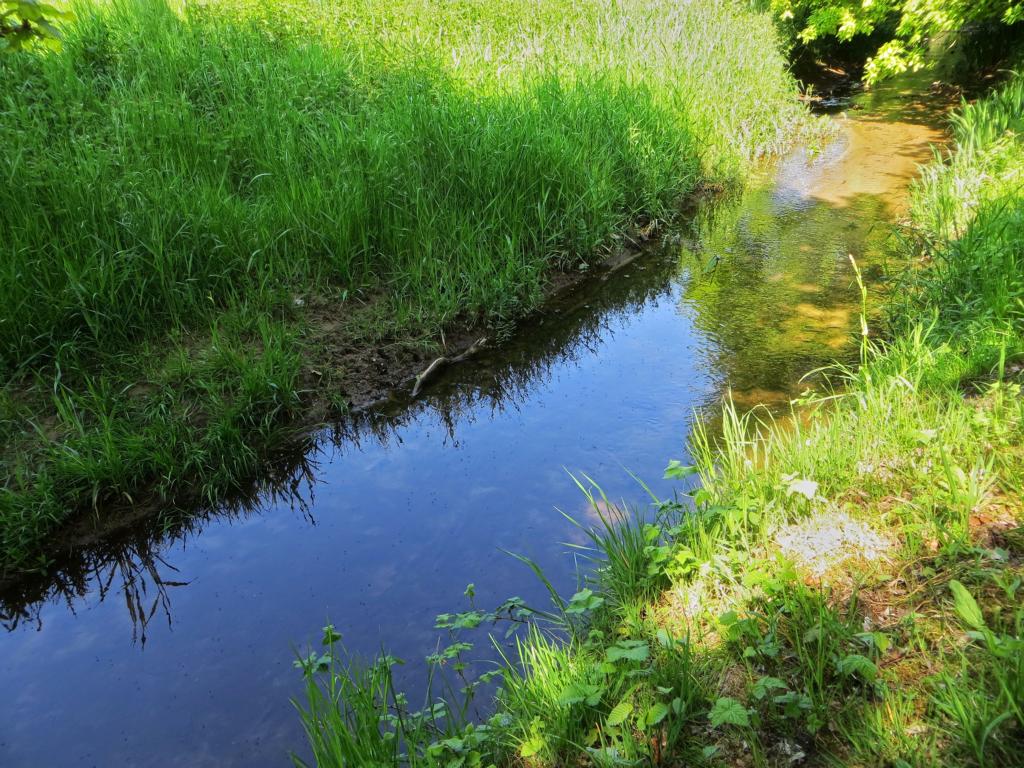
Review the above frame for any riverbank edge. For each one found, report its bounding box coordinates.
[295,75,1024,766]
[0,199,715,592]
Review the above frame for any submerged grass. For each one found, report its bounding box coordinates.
[294,71,1024,767]
[0,0,809,575]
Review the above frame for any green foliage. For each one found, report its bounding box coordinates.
[950,579,986,631]
[293,624,505,768]
[376,65,1024,768]
[708,697,750,728]
[765,0,1024,80]
[899,74,1024,342]
[288,13,1024,768]
[565,588,604,616]
[933,582,1024,766]
[0,0,70,51]
[296,500,716,766]
[604,639,649,664]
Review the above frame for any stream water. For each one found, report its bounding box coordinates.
[0,78,949,767]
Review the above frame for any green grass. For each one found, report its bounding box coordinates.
[0,0,809,576]
[294,72,1024,766]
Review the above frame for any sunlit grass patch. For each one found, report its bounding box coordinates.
[0,0,811,574]
[289,22,1024,768]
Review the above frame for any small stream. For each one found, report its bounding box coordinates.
[0,78,949,767]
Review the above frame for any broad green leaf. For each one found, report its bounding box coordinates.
[321,624,342,645]
[557,682,603,707]
[773,691,812,719]
[709,697,750,728]
[916,429,937,444]
[606,640,649,663]
[663,459,698,480]
[644,702,670,726]
[566,588,605,615]
[856,630,891,656]
[519,734,545,758]
[752,676,787,700]
[802,624,822,644]
[836,653,877,682]
[949,580,986,630]
[439,737,465,752]
[606,700,633,727]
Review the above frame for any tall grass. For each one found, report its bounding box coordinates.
[0,0,808,574]
[901,73,1024,340]
[1,0,803,372]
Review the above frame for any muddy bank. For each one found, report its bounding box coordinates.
[0,199,706,595]
[301,211,685,416]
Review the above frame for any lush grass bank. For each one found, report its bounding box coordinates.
[0,0,808,576]
[295,77,1024,765]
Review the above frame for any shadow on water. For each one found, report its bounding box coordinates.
[0,77,954,767]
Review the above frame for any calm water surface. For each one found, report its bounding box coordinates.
[0,80,948,767]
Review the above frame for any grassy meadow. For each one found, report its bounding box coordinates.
[293,75,1024,766]
[0,0,808,575]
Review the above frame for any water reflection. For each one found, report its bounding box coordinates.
[0,242,687,639]
[0,80,952,768]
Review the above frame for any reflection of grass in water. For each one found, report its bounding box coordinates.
[0,438,320,640]
[301,320,1024,766]
[0,235,676,633]
[675,151,900,404]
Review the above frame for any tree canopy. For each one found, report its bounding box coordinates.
[767,0,1024,80]
[1,0,69,51]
